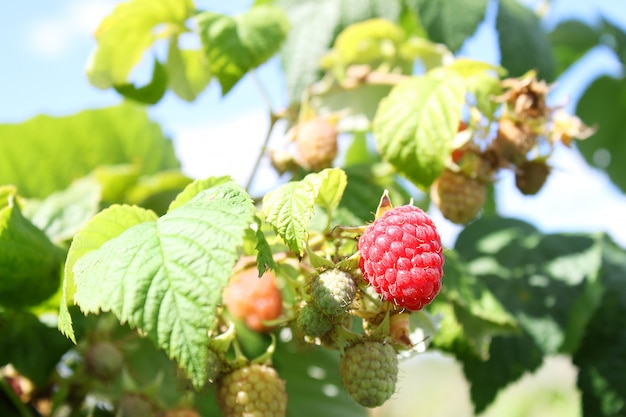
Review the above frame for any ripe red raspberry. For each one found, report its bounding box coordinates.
[340,341,398,408]
[223,266,282,333]
[294,117,338,171]
[358,205,444,311]
[515,159,551,195]
[216,364,287,417]
[431,168,487,224]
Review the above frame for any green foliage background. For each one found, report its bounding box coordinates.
[1,0,625,416]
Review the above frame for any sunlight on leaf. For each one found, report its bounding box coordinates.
[196,5,290,94]
[72,182,255,388]
[87,0,194,88]
[58,205,158,343]
[373,74,465,189]
[263,168,346,256]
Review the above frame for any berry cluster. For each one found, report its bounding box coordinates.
[431,72,592,224]
[213,193,445,413]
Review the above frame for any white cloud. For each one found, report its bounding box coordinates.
[25,0,118,57]
[68,0,119,34]
[173,110,286,195]
[26,19,71,57]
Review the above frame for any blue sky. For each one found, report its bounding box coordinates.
[1,0,625,246]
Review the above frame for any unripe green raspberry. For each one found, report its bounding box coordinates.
[84,341,123,381]
[431,168,486,224]
[340,341,398,408]
[216,364,287,417]
[117,393,158,417]
[311,269,356,316]
[297,303,334,338]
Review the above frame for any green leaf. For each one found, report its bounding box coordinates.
[496,0,555,81]
[196,5,290,94]
[549,20,600,75]
[401,36,453,70]
[340,163,415,224]
[86,0,194,89]
[93,164,141,204]
[322,18,413,75]
[167,176,232,212]
[576,75,626,194]
[310,83,394,132]
[166,42,212,102]
[372,74,465,189]
[0,311,73,387]
[274,340,367,417]
[0,103,179,199]
[0,195,63,309]
[125,170,193,216]
[412,0,488,52]
[441,250,519,357]
[73,182,255,388]
[459,332,544,413]
[398,0,427,39]
[307,168,347,212]
[262,169,346,256]
[114,58,168,105]
[449,216,616,411]
[343,132,377,167]
[455,217,605,355]
[602,18,626,66]
[573,237,626,416]
[58,204,158,343]
[22,177,101,244]
[0,185,17,210]
[429,58,504,117]
[278,0,401,103]
[253,216,278,276]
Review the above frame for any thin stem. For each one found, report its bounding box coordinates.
[245,69,282,194]
[245,113,278,193]
[250,70,275,113]
[0,377,33,417]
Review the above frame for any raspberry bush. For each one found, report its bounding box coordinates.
[1,1,625,417]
